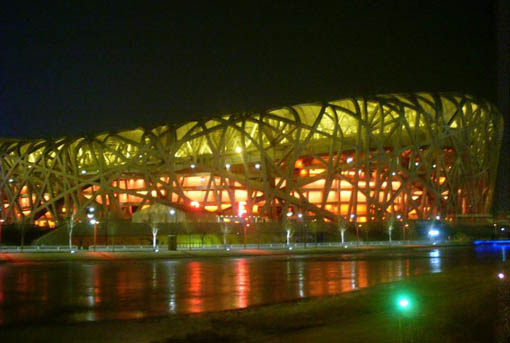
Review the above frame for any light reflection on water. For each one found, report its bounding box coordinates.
[0,246,503,325]
[429,249,442,273]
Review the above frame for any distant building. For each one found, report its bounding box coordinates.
[0,92,503,228]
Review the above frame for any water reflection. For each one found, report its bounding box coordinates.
[429,249,442,273]
[475,243,510,262]
[0,246,498,325]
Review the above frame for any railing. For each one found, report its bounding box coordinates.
[0,245,79,252]
[0,240,444,253]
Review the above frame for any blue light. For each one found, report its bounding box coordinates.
[474,240,510,245]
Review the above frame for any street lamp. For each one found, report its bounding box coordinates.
[297,213,306,248]
[87,207,97,251]
[0,219,4,246]
[349,214,359,244]
[395,294,414,342]
[68,213,76,253]
[398,298,410,309]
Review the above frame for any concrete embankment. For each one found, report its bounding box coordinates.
[0,242,471,263]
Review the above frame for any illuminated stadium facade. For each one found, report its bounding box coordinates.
[0,92,503,228]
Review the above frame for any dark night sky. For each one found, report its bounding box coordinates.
[1,1,502,139]
[2,1,510,213]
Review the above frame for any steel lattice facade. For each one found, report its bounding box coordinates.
[0,92,503,228]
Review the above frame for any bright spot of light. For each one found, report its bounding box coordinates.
[428,229,439,237]
[429,249,440,258]
[498,273,505,279]
[190,164,196,169]
[235,146,242,153]
[398,298,409,308]
[254,163,261,169]
[346,157,353,163]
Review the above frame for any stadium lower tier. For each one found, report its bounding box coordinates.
[9,149,482,228]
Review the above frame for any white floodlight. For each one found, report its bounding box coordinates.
[428,229,439,237]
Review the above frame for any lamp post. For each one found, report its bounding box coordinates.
[0,219,4,246]
[89,219,98,251]
[243,219,247,249]
[396,295,413,343]
[152,227,159,252]
[403,223,409,241]
[298,213,306,248]
[87,207,97,251]
[68,213,75,253]
[350,214,358,244]
[169,208,176,222]
[286,211,293,248]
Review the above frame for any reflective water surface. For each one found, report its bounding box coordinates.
[0,246,505,325]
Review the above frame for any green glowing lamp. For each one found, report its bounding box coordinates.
[398,298,409,309]
[396,295,412,312]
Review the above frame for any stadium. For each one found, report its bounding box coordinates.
[0,92,503,239]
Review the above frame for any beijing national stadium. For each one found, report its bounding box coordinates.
[0,92,503,235]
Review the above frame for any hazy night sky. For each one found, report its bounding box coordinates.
[1,2,501,139]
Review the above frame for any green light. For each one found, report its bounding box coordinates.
[398,298,409,308]
[396,295,412,312]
